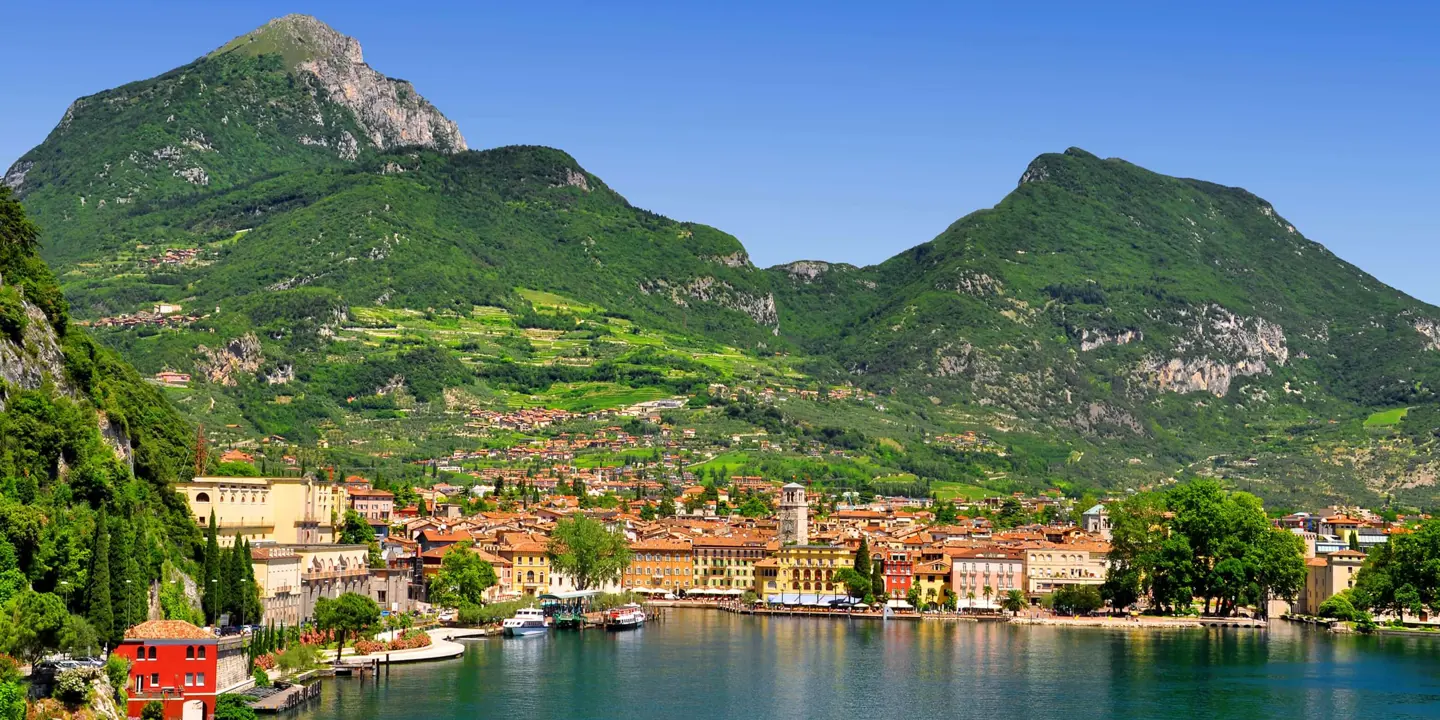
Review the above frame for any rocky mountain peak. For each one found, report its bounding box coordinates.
[213,14,467,153]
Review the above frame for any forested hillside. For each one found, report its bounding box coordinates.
[0,186,197,650]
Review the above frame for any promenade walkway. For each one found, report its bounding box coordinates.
[341,628,467,665]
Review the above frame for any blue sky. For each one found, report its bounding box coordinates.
[4,1,1437,302]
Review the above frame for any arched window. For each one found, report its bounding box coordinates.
[186,646,195,660]
[198,646,206,660]
[195,492,211,503]
[147,647,157,660]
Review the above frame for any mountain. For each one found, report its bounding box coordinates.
[7,16,1439,508]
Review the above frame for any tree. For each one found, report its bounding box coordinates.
[141,700,166,720]
[202,511,222,624]
[1001,589,1026,616]
[932,500,959,525]
[852,538,872,592]
[906,584,923,611]
[870,564,887,600]
[428,541,498,608]
[0,590,67,662]
[58,615,100,657]
[339,510,376,545]
[546,516,631,591]
[86,510,114,643]
[314,593,380,664]
[1349,532,1362,552]
[835,568,870,600]
[213,693,259,720]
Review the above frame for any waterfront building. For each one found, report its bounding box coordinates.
[177,475,338,547]
[913,559,951,604]
[625,538,694,591]
[756,544,852,603]
[949,547,1024,604]
[778,483,809,545]
[498,536,551,594]
[1024,542,1109,600]
[1295,549,1366,615]
[692,537,769,592]
[114,620,247,720]
[880,549,914,596]
[293,543,372,620]
[250,544,302,625]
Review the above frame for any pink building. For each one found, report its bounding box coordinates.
[949,547,1025,602]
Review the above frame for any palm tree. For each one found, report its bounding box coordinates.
[925,587,937,610]
[1001,589,1026,617]
[983,585,994,605]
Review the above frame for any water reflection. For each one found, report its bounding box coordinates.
[296,612,1440,720]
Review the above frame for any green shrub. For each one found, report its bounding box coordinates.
[141,700,165,720]
[0,286,27,344]
[54,667,97,704]
[276,643,321,672]
[105,655,131,702]
[213,693,259,720]
[252,667,271,688]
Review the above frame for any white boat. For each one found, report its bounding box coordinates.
[605,604,646,630]
[502,608,549,637]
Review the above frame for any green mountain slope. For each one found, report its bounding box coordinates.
[0,186,198,636]
[7,17,1440,508]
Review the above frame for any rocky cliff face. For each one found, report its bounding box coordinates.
[219,14,467,154]
[195,332,264,385]
[0,293,70,404]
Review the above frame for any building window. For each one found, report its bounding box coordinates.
[196,492,211,503]
[198,646,206,660]
[197,673,206,686]
[148,647,157,660]
[186,646,195,659]
[151,673,159,687]
[185,673,194,687]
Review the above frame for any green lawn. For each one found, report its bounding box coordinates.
[1364,407,1410,428]
[930,481,999,501]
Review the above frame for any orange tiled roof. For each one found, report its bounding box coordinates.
[125,620,213,641]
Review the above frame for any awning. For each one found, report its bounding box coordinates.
[765,593,848,606]
[886,599,913,609]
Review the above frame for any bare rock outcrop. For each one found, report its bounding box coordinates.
[778,261,833,283]
[225,14,467,153]
[1416,318,1440,351]
[0,299,70,404]
[640,277,779,333]
[195,332,264,386]
[1135,305,1289,397]
[1081,328,1141,352]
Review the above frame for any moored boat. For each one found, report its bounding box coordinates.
[502,608,549,637]
[605,603,646,630]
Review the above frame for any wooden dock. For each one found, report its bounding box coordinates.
[248,682,321,714]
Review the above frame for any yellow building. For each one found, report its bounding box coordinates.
[626,539,693,591]
[1295,549,1366,615]
[178,476,338,546]
[913,559,951,605]
[754,545,852,602]
[498,538,551,595]
[250,545,302,625]
[692,537,768,591]
[1024,542,1110,599]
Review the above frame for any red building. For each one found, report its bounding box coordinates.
[113,620,221,719]
[881,550,914,596]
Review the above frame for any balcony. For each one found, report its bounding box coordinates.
[302,568,371,582]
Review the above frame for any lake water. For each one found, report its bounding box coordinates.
[297,610,1440,720]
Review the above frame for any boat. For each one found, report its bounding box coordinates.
[604,603,646,630]
[502,608,549,637]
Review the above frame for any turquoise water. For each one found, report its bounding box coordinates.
[298,610,1440,719]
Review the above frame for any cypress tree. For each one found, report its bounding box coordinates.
[853,537,872,587]
[109,517,134,634]
[222,536,242,624]
[87,509,114,644]
[202,511,221,623]
[240,538,260,624]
